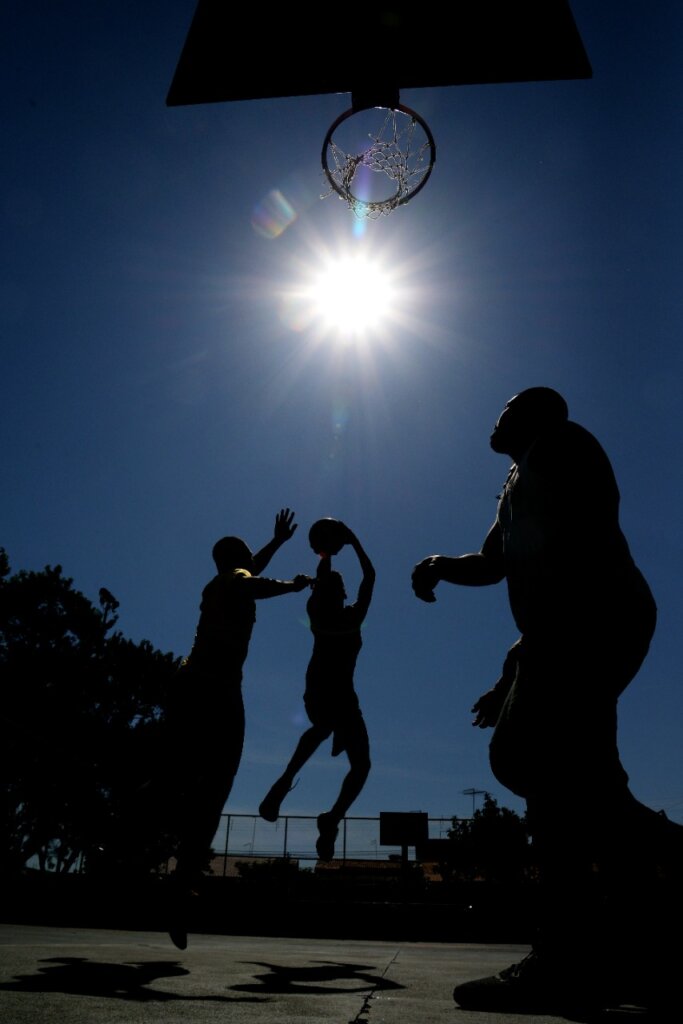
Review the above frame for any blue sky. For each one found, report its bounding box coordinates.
[2,2,682,827]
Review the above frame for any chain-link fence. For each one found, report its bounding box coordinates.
[206,813,456,871]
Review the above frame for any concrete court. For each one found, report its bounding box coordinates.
[0,922,655,1024]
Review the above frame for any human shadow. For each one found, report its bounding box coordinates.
[0,956,262,1003]
[230,958,404,995]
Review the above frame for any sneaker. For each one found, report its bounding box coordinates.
[612,946,678,1013]
[452,951,612,1013]
[259,777,296,822]
[316,812,339,861]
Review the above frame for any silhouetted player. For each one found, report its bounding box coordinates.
[413,388,680,1013]
[164,508,310,947]
[259,522,374,861]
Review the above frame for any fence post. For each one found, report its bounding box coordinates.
[222,814,231,876]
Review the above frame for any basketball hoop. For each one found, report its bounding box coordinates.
[321,101,436,219]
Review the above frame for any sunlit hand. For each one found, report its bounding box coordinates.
[411,556,441,602]
[273,508,297,544]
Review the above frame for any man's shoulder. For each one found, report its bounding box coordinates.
[208,568,253,584]
[202,569,254,602]
[528,420,609,471]
[564,419,602,445]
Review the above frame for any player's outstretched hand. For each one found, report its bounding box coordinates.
[274,508,297,544]
[336,521,355,544]
[292,574,313,591]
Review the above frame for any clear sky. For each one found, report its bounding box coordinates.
[3,2,682,827]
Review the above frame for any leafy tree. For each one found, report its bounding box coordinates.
[446,795,533,883]
[0,549,180,874]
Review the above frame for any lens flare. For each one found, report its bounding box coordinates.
[251,189,297,239]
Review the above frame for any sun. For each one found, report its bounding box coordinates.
[275,235,429,352]
[304,255,396,340]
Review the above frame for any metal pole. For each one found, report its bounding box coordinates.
[462,788,487,816]
[222,814,231,876]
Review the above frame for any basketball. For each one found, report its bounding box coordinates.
[308,518,346,556]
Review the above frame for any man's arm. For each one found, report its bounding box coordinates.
[342,524,375,620]
[244,573,311,599]
[412,522,505,602]
[252,508,297,575]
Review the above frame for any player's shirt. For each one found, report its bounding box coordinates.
[304,596,365,724]
[184,568,256,678]
[306,604,363,686]
[298,606,366,770]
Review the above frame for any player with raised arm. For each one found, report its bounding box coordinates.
[259,520,375,862]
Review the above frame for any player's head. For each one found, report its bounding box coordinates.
[490,387,568,458]
[212,536,254,573]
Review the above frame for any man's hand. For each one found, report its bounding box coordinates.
[291,574,313,591]
[337,521,354,544]
[273,508,297,545]
[471,688,504,728]
[411,556,441,602]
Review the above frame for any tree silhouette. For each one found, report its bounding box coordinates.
[447,795,533,883]
[0,549,180,874]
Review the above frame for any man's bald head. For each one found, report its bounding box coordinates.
[490,387,569,459]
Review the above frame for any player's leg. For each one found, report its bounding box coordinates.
[327,712,370,821]
[259,723,330,821]
[317,712,370,860]
[169,689,245,948]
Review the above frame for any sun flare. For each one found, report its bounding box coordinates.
[306,255,395,339]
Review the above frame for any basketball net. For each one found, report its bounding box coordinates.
[322,103,436,219]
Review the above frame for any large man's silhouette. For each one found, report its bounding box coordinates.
[412,388,680,1012]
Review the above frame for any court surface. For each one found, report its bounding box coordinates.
[0,923,655,1024]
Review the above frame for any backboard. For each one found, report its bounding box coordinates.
[166,1,592,109]
[379,811,429,847]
